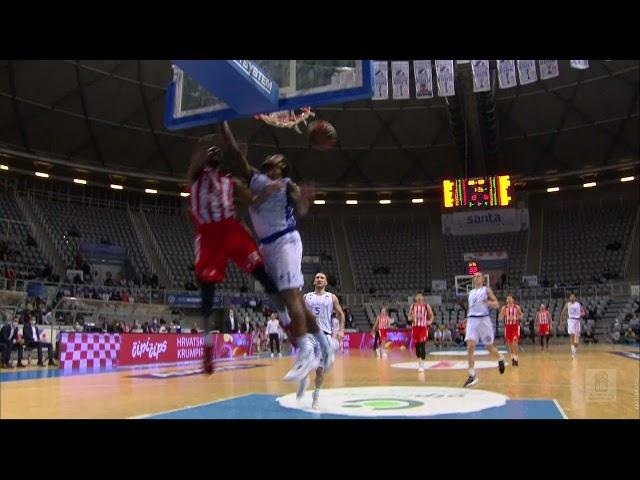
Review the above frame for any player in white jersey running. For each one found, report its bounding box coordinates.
[298,272,345,409]
[221,121,336,383]
[464,272,506,387]
[560,293,585,358]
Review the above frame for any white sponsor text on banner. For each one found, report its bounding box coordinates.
[442,208,530,235]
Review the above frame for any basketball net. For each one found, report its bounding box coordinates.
[254,106,315,134]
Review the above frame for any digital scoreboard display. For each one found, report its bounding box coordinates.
[467,261,479,276]
[443,175,512,209]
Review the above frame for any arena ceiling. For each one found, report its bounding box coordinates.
[0,59,638,190]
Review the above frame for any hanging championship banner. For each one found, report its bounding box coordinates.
[538,60,559,80]
[517,60,537,85]
[391,61,410,100]
[471,60,491,92]
[435,60,455,97]
[413,60,434,99]
[373,61,389,100]
[570,60,590,70]
[497,60,517,89]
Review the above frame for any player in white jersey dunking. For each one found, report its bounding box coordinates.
[464,272,506,387]
[222,121,336,383]
[560,293,585,358]
[298,272,345,408]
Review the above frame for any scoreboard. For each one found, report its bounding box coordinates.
[466,261,479,276]
[443,175,512,209]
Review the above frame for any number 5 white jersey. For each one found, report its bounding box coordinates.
[304,291,334,334]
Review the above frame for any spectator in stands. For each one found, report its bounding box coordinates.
[22,314,56,367]
[42,308,52,325]
[266,313,281,357]
[1,314,25,368]
[190,324,199,334]
[142,321,150,333]
[528,316,536,344]
[150,274,159,288]
[624,327,637,343]
[150,318,160,333]
[455,320,466,345]
[584,321,597,344]
[442,324,452,347]
[224,309,239,333]
[104,272,114,287]
[240,316,252,334]
[344,307,353,329]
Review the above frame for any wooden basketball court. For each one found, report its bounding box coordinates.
[1,343,638,419]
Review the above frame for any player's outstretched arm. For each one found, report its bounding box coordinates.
[287,182,315,216]
[221,121,256,182]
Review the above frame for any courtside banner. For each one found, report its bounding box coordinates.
[342,330,412,350]
[118,333,253,366]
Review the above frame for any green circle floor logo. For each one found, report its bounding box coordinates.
[342,398,423,410]
[277,386,508,417]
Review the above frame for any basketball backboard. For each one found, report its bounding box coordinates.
[164,60,374,130]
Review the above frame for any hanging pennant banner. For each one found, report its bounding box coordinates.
[570,60,590,70]
[517,60,537,85]
[413,60,434,99]
[538,60,559,80]
[471,60,491,92]
[497,60,517,89]
[435,60,455,97]
[391,61,410,100]
[373,61,389,100]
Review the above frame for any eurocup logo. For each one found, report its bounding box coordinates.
[168,295,176,303]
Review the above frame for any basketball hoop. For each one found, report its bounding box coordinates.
[254,107,315,134]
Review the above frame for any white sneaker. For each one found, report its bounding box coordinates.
[418,360,424,372]
[382,351,388,358]
[278,353,283,357]
[312,390,320,409]
[271,353,274,358]
[296,376,309,400]
[283,337,319,382]
[375,348,381,357]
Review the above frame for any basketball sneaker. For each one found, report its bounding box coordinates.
[418,360,424,372]
[283,335,319,382]
[463,375,478,388]
[498,359,505,374]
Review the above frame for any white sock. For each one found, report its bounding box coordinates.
[498,354,505,362]
[514,355,518,361]
[468,368,475,376]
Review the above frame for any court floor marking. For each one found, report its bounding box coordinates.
[129,393,252,419]
[553,399,569,419]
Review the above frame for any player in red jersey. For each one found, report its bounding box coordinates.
[499,295,523,366]
[535,303,553,352]
[372,306,391,358]
[408,293,434,372]
[187,135,279,374]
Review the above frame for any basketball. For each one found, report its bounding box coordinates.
[308,120,337,150]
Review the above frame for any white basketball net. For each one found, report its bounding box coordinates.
[254,106,315,134]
